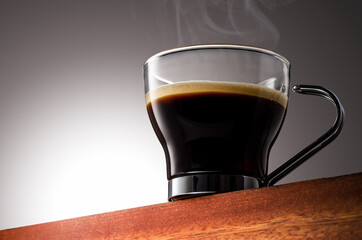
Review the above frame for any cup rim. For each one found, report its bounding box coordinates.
[143,44,291,69]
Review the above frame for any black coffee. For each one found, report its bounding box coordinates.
[146,81,288,180]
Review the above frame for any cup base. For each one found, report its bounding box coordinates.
[168,174,260,201]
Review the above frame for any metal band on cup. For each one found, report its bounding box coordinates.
[168,174,260,201]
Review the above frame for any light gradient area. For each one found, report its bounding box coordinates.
[0,0,167,229]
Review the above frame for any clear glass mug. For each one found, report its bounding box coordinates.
[144,45,344,201]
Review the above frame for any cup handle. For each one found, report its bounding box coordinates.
[264,85,345,187]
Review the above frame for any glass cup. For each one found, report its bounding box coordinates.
[144,45,344,201]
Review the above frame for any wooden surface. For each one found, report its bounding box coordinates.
[1,173,361,240]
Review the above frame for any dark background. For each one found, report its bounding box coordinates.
[1,0,361,229]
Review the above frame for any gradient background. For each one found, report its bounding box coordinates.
[0,0,361,230]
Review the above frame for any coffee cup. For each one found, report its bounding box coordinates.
[144,45,344,201]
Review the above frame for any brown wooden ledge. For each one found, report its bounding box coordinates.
[1,173,361,239]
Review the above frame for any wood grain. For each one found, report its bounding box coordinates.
[1,173,361,240]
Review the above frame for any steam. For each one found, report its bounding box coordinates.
[153,0,292,50]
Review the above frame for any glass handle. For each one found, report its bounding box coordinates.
[264,85,345,187]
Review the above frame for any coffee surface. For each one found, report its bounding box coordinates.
[146,81,288,108]
[146,81,288,180]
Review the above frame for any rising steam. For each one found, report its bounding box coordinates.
[153,0,291,49]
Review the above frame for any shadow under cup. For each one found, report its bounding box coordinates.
[144,45,344,201]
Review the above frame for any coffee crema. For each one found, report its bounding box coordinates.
[146,81,288,180]
[146,81,288,108]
